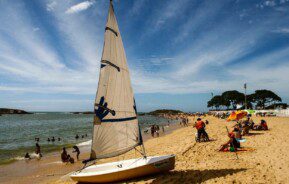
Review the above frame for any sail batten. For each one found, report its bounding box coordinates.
[90,1,142,160]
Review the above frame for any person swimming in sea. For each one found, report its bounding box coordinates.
[24,152,31,160]
[75,134,79,139]
[51,137,55,142]
[58,137,61,141]
[47,138,50,142]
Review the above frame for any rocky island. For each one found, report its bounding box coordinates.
[0,108,32,115]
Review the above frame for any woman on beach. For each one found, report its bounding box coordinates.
[253,119,269,130]
[219,132,240,152]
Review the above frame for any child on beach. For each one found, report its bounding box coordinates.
[72,145,80,161]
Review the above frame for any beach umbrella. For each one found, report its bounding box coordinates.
[227,110,248,122]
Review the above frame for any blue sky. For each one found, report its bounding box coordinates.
[0,0,289,112]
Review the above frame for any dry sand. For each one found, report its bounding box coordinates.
[1,115,289,184]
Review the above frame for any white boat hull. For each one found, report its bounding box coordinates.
[70,154,175,183]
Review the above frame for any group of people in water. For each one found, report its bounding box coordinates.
[33,134,88,143]
[24,133,87,163]
[75,134,88,139]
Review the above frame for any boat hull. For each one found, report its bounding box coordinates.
[70,155,175,183]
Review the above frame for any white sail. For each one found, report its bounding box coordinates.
[90,1,142,160]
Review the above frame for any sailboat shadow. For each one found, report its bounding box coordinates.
[125,168,246,184]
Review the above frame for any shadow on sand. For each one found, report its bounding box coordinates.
[245,132,264,136]
[123,168,246,184]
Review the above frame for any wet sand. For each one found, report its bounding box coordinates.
[1,116,289,184]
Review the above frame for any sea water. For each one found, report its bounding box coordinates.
[0,113,171,164]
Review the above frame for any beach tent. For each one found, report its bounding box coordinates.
[227,111,248,122]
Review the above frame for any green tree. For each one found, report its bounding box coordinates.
[207,95,223,110]
[221,90,244,110]
[251,90,282,109]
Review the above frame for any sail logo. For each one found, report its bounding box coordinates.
[94,96,115,124]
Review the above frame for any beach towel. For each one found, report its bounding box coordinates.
[236,138,247,143]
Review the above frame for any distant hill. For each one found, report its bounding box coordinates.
[147,109,184,116]
[0,108,32,115]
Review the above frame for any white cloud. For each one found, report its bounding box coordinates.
[264,0,276,7]
[46,1,57,12]
[130,0,147,16]
[1,0,289,111]
[0,0,100,97]
[32,27,40,32]
[65,1,94,14]
[272,27,289,33]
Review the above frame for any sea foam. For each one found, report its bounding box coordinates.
[77,140,92,147]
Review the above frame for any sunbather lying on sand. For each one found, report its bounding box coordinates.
[253,119,268,130]
[219,132,240,152]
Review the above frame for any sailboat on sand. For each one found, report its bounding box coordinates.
[70,1,175,183]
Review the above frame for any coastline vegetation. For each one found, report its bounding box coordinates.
[207,89,287,110]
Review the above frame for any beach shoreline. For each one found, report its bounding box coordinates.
[0,114,176,166]
[1,115,289,184]
[0,116,185,184]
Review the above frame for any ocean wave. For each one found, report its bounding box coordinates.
[13,152,41,162]
[77,140,92,147]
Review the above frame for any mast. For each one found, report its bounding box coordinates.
[88,0,144,161]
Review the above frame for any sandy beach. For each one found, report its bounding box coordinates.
[1,115,289,184]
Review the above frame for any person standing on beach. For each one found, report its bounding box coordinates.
[155,125,160,137]
[35,142,42,157]
[72,145,80,161]
[150,125,155,137]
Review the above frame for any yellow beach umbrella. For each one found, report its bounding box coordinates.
[227,110,248,122]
